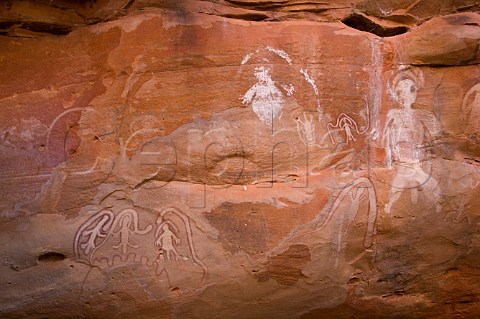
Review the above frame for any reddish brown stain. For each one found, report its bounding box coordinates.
[256,244,311,286]
[204,189,328,255]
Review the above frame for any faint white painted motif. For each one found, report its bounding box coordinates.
[74,210,115,262]
[154,208,208,281]
[43,106,116,189]
[121,55,147,99]
[327,112,369,144]
[68,157,114,177]
[281,83,295,96]
[266,46,292,65]
[300,68,319,96]
[295,113,317,146]
[294,112,331,150]
[45,107,86,155]
[462,82,480,136]
[0,117,48,150]
[447,160,480,191]
[241,47,292,65]
[383,68,442,214]
[242,66,285,128]
[155,221,184,261]
[443,195,471,224]
[120,127,163,159]
[275,177,377,268]
[318,177,378,267]
[111,209,152,254]
[241,51,257,65]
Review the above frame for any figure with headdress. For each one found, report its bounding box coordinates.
[383,67,442,214]
[242,66,285,128]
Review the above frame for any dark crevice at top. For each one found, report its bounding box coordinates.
[342,13,409,37]
[0,21,73,36]
[21,22,73,35]
[221,13,269,21]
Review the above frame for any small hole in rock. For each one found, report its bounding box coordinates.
[38,252,65,263]
[171,287,180,292]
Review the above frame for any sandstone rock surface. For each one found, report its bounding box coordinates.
[0,1,480,318]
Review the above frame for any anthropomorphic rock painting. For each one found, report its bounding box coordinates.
[383,68,442,214]
[242,66,286,128]
[153,208,208,282]
[327,112,369,144]
[111,209,152,255]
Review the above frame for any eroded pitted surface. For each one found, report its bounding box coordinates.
[0,2,480,319]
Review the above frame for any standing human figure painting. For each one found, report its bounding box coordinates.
[242,66,285,129]
[383,68,442,214]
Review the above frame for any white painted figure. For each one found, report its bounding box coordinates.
[327,98,370,145]
[111,209,152,254]
[328,113,361,144]
[80,214,112,255]
[74,210,115,261]
[462,82,480,136]
[242,66,285,128]
[444,195,471,224]
[295,113,317,146]
[318,177,378,267]
[383,68,442,214]
[154,208,208,282]
[155,221,184,262]
[112,214,138,254]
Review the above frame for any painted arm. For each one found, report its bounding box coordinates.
[242,85,257,105]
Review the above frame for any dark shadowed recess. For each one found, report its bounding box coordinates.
[38,252,66,263]
[342,13,409,37]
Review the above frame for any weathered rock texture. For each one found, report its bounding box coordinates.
[0,1,479,318]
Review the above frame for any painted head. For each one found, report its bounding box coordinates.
[390,68,424,109]
[395,79,417,108]
[254,66,271,84]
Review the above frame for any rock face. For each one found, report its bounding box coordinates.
[0,1,479,318]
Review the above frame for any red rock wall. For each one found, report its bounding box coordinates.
[0,1,479,318]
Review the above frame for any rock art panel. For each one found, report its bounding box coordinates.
[0,5,480,319]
